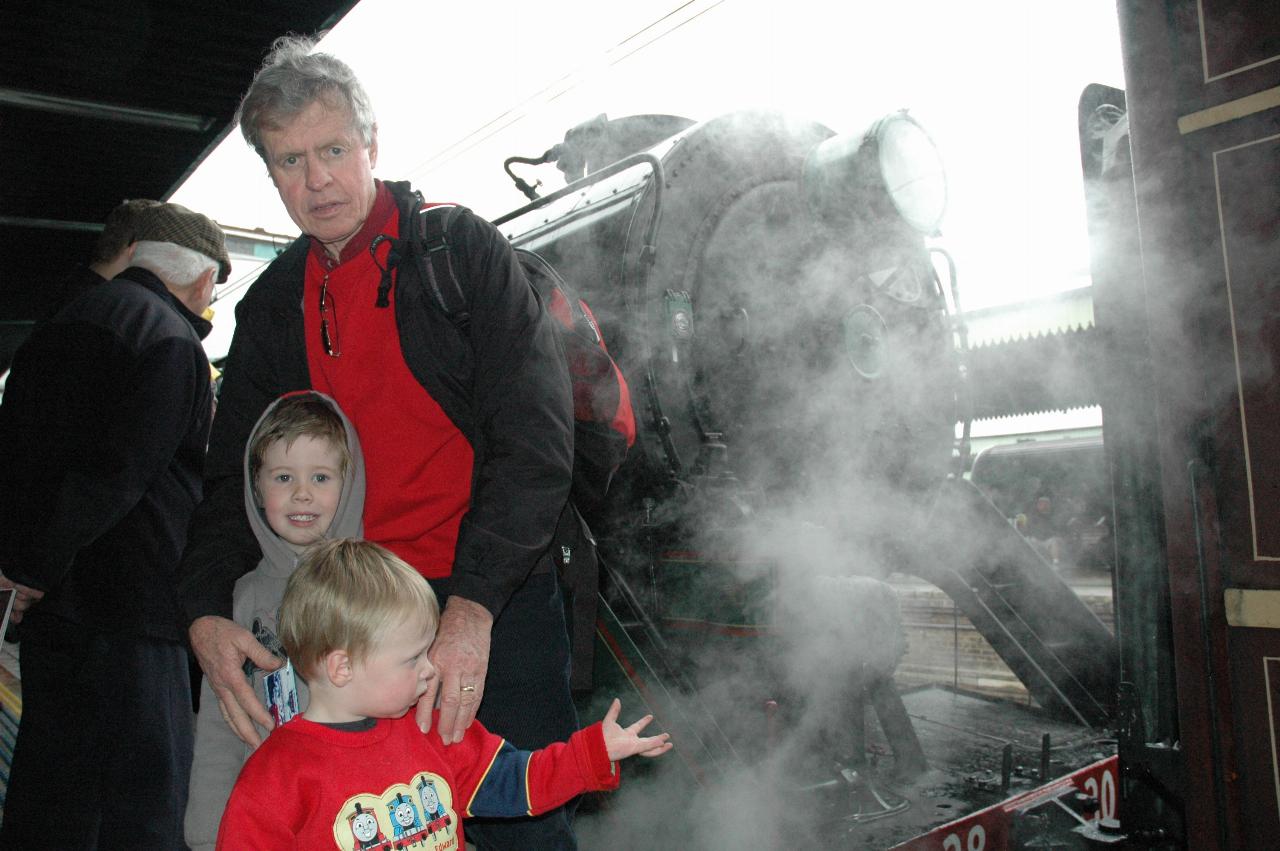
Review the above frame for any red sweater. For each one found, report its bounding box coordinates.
[217,712,618,850]
[305,183,473,578]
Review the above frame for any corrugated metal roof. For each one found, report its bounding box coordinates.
[962,286,1095,346]
[965,325,1101,419]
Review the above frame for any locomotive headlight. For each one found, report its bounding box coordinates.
[801,111,947,235]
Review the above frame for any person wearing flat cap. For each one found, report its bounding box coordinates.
[0,202,231,850]
[42,198,164,319]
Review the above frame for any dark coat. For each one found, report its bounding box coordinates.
[43,264,107,320]
[176,181,574,623]
[0,268,213,641]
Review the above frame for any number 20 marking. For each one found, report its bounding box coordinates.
[942,825,985,851]
[1083,768,1117,821]
[936,764,1113,851]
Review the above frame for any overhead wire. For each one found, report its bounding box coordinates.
[402,0,725,181]
[213,1,727,306]
[210,259,272,304]
[210,238,295,305]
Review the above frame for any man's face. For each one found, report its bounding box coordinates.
[260,99,378,258]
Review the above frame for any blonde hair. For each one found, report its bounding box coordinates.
[279,538,440,681]
[249,393,352,487]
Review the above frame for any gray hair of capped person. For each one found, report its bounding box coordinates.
[130,241,219,290]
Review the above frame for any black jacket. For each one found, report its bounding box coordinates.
[43,264,107,320]
[0,268,213,642]
[176,181,573,623]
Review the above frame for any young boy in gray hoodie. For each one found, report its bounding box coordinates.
[185,391,365,850]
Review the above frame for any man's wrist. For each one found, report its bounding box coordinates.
[443,595,495,629]
[441,571,508,621]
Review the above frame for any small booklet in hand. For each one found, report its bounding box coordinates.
[263,659,300,727]
[244,617,299,728]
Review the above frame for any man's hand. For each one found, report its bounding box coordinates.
[420,595,493,744]
[0,572,45,626]
[189,615,280,747]
[601,698,672,762]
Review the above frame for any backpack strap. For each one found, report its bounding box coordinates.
[418,203,470,333]
[368,186,468,332]
[370,233,397,308]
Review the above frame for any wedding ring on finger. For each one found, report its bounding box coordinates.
[460,684,477,693]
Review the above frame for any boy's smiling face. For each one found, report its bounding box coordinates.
[255,434,344,551]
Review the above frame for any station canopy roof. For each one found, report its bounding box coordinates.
[0,0,357,333]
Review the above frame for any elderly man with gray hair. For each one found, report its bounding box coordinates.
[0,202,230,850]
[178,33,579,851]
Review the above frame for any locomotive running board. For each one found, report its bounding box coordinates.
[906,478,1117,727]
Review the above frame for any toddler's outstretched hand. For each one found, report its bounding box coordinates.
[602,698,673,762]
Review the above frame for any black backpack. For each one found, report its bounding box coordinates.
[374,189,636,514]
[374,188,631,691]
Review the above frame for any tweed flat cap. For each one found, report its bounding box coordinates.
[136,203,232,283]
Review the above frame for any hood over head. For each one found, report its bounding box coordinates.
[243,390,365,575]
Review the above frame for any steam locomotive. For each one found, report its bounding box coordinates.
[489,108,1118,846]
[483,11,1280,842]
[497,109,958,522]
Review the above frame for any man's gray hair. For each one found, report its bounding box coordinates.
[130,241,218,289]
[236,34,376,162]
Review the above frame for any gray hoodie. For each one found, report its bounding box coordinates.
[184,391,365,850]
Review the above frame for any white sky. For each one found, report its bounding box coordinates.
[173,0,1125,324]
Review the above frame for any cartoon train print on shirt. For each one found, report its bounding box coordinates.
[387,792,424,842]
[333,774,458,850]
[346,801,390,850]
[415,777,452,836]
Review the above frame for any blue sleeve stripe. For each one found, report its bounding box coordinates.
[466,741,534,818]
[464,738,505,817]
